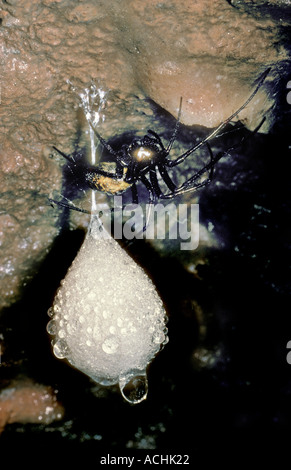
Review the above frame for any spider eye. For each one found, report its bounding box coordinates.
[132,146,154,162]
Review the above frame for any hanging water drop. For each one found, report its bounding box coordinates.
[47,307,54,318]
[119,371,148,404]
[53,339,69,359]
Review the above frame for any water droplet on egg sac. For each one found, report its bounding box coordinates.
[46,320,57,335]
[47,215,168,403]
[119,370,148,404]
[53,339,69,359]
[47,307,54,318]
[102,336,119,354]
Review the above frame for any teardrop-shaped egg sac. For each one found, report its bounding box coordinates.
[47,216,168,396]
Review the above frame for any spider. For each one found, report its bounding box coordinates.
[49,68,270,213]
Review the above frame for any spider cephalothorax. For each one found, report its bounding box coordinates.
[50,68,270,212]
[129,135,163,164]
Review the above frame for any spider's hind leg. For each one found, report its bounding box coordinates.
[179,143,215,193]
[161,143,215,199]
[48,197,91,214]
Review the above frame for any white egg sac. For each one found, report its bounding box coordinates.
[47,216,168,404]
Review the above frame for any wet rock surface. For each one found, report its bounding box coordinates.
[0,379,64,433]
[0,0,291,459]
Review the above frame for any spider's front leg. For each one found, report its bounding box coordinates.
[162,115,267,199]
[164,68,270,170]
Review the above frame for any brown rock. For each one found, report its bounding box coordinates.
[0,379,64,433]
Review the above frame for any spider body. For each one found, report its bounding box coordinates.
[86,162,130,195]
[50,68,270,213]
[82,131,172,203]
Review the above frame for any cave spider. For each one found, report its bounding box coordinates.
[49,68,270,213]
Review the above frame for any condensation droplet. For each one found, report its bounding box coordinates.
[46,320,57,335]
[53,339,69,359]
[119,371,148,404]
[153,332,164,345]
[163,335,169,346]
[102,336,119,355]
[47,307,54,318]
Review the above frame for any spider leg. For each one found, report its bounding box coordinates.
[161,116,266,200]
[226,0,240,9]
[48,198,91,214]
[147,130,166,151]
[53,146,76,163]
[161,143,215,199]
[166,96,182,154]
[49,197,122,219]
[165,68,270,168]
[139,174,157,205]
[131,183,139,204]
[146,97,182,154]
[205,142,214,181]
[149,168,163,198]
[122,175,156,237]
[158,163,177,192]
[178,143,215,192]
[141,181,157,235]
[53,146,82,184]
[89,121,120,159]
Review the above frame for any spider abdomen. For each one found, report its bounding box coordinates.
[86,162,131,195]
